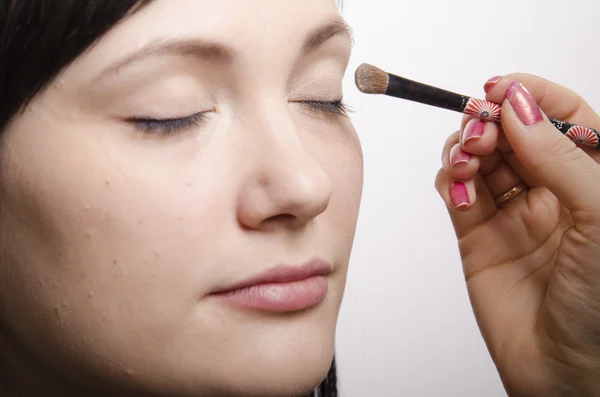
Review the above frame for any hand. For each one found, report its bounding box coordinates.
[435,74,600,397]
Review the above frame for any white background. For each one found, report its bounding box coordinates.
[336,1,599,396]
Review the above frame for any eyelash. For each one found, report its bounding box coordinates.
[130,112,208,135]
[129,100,349,135]
[299,99,350,116]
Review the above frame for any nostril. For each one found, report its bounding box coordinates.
[264,213,296,224]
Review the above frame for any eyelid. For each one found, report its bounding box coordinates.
[128,107,215,123]
[127,109,214,135]
[292,99,350,116]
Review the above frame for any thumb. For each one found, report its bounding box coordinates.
[501,81,600,211]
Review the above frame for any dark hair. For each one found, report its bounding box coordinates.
[0,1,338,396]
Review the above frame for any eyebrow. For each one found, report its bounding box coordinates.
[97,17,353,79]
[304,17,354,52]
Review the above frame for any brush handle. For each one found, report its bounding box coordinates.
[384,73,600,149]
[385,73,471,115]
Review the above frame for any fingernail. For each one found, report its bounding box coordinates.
[506,81,544,125]
[450,182,470,208]
[484,76,503,93]
[461,118,485,144]
[449,144,471,167]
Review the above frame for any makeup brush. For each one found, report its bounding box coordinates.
[355,63,600,149]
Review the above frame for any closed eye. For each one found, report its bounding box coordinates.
[299,100,350,116]
[128,112,210,135]
[126,99,349,136]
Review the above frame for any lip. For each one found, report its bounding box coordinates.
[210,258,332,313]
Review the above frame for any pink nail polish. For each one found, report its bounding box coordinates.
[462,119,485,144]
[483,76,503,93]
[506,81,543,125]
[449,144,471,166]
[450,182,470,207]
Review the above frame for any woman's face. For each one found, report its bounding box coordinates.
[0,0,362,396]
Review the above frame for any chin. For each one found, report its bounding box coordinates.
[181,282,344,397]
[118,304,339,397]
[146,339,335,397]
[201,313,337,397]
[214,346,335,397]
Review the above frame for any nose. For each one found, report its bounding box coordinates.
[236,112,332,231]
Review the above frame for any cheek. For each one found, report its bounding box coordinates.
[317,128,363,312]
[0,121,241,355]
[20,156,235,303]
[0,143,256,390]
[323,127,364,238]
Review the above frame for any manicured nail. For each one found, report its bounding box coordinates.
[449,144,471,167]
[450,182,470,208]
[484,76,503,93]
[461,118,485,144]
[506,81,543,125]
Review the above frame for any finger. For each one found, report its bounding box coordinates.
[460,107,539,185]
[480,156,524,200]
[501,151,542,189]
[447,137,529,204]
[501,81,600,211]
[441,132,481,181]
[484,73,600,130]
[435,169,496,238]
[460,111,512,153]
[484,73,600,164]
[462,144,529,203]
[459,117,500,156]
[483,73,600,189]
[435,171,477,212]
[457,114,537,198]
[474,139,542,190]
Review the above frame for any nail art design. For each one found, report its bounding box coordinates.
[565,125,600,148]
[550,120,600,148]
[463,98,501,123]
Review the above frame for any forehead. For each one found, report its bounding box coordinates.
[72,0,343,77]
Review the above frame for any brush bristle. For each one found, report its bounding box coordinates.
[355,63,389,95]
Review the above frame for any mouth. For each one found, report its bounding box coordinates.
[210,258,332,313]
